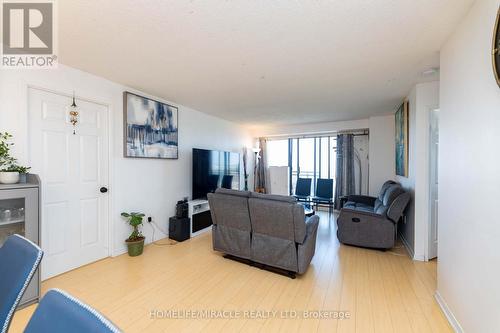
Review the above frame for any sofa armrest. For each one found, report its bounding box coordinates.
[339,208,385,220]
[387,192,411,223]
[305,215,319,238]
[297,215,320,274]
[346,195,377,207]
[296,215,319,244]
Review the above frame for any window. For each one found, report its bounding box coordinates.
[320,137,329,178]
[267,136,337,195]
[267,139,288,167]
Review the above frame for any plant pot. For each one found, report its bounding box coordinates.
[0,172,20,184]
[19,173,28,183]
[126,237,145,256]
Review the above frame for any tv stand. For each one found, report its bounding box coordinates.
[188,199,212,237]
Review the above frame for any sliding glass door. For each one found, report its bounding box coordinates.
[297,137,315,194]
[268,136,337,196]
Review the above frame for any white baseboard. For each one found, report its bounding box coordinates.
[112,245,127,257]
[413,253,425,261]
[435,291,464,333]
[398,231,425,261]
[398,231,414,258]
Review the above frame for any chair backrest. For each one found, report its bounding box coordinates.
[207,174,220,193]
[221,175,233,189]
[295,178,312,197]
[374,180,399,211]
[248,192,306,243]
[208,188,252,232]
[24,289,121,333]
[0,234,43,333]
[315,178,333,199]
[378,180,398,200]
[374,184,405,217]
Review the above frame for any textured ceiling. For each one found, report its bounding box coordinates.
[58,0,474,127]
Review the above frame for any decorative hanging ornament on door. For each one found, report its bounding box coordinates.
[69,91,79,135]
[492,7,500,87]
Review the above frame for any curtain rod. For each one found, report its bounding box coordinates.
[264,129,369,140]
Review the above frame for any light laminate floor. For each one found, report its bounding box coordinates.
[9,212,451,332]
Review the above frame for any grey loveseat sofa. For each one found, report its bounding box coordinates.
[337,181,410,249]
[208,188,320,277]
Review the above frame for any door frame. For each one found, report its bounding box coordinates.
[423,106,440,261]
[26,84,114,266]
[427,108,440,260]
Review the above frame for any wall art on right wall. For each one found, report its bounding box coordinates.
[395,100,409,177]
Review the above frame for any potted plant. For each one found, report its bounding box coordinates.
[10,165,31,183]
[0,132,20,184]
[121,212,145,256]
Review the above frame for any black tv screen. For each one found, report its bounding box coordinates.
[192,148,240,200]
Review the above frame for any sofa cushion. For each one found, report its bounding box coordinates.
[375,204,389,216]
[378,180,397,201]
[355,204,376,213]
[343,201,357,210]
[373,198,383,211]
[344,201,375,213]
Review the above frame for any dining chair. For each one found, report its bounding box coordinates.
[293,178,312,201]
[24,289,121,333]
[312,178,334,215]
[0,234,43,333]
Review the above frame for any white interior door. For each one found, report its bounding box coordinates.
[428,109,439,259]
[28,88,109,280]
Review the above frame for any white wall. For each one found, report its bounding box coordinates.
[438,0,500,331]
[368,115,396,196]
[0,65,253,256]
[253,116,395,195]
[397,81,439,260]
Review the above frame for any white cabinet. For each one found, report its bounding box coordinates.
[268,166,290,196]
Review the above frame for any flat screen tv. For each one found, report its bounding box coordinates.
[192,148,240,200]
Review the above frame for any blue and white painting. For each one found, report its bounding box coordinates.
[124,92,178,159]
[395,101,408,177]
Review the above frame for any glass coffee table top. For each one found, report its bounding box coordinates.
[300,203,315,217]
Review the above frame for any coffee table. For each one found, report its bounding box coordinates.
[300,203,315,217]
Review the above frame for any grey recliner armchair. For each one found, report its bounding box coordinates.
[208,189,319,277]
[337,181,410,249]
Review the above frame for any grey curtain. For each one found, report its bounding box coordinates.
[334,133,355,209]
[254,138,267,193]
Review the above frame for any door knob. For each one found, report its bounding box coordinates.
[100,187,108,193]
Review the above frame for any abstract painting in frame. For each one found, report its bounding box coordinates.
[395,101,409,177]
[124,92,178,159]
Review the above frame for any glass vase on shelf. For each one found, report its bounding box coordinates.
[0,198,26,245]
